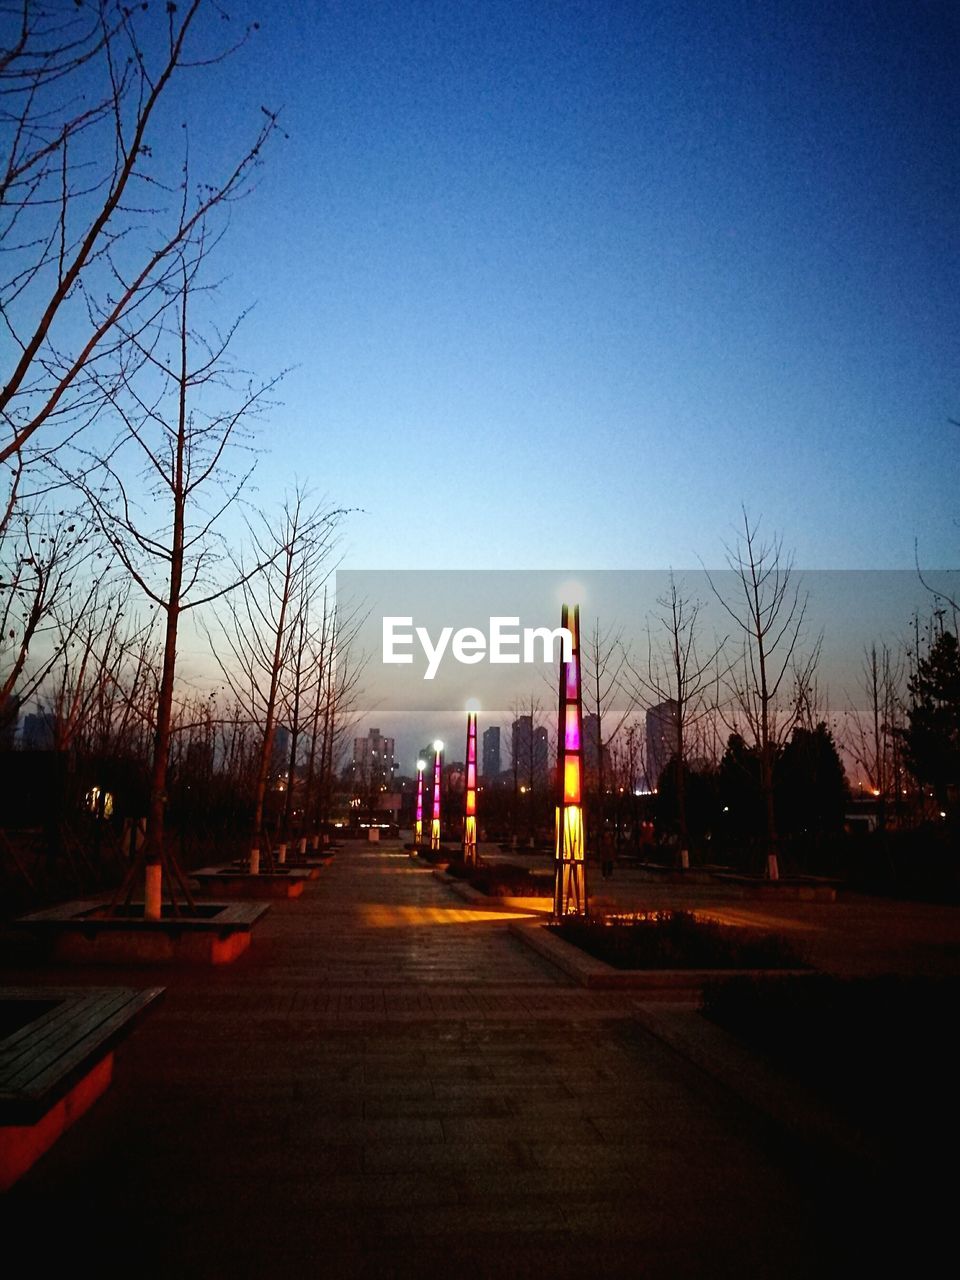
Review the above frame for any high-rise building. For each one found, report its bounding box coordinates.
[20,709,57,750]
[350,727,397,791]
[482,725,501,779]
[645,700,678,791]
[511,715,549,787]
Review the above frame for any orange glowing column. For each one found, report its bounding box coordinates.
[430,740,443,851]
[462,704,479,866]
[554,603,587,916]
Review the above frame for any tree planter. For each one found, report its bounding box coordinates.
[226,858,324,880]
[632,862,726,885]
[436,871,552,915]
[237,854,333,874]
[191,866,314,898]
[14,900,269,964]
[509,921,809,996]
[711,873,841,902]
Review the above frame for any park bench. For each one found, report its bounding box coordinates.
[1,985,164,1190]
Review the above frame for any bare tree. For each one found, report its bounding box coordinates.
[1,0,277,466]
[209,492,345,862]
[0,501,100,720]
[580,617,631,854]
[845,642,907,827]
[36,575,133,751]
[623,575,725,869]
[300,591,366,839]
[77,249,280,916]
[707,509,819,880]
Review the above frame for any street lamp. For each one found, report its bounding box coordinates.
[554,603,587,917]
[414,758,426,851]
[431,739,443,851]
[463,700,479,866]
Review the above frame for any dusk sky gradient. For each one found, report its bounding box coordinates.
[172,0,957,572]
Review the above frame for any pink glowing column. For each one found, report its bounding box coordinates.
[554,603,587,916]
[414,758,426,850]
[430,740,443,851]
[462,704,478,866]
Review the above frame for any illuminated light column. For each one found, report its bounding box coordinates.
[554,603,588,917]
[430,740,444,851]
[414,758,426,851]
[462,700,479,866]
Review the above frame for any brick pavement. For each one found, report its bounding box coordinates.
[0,844,930,1276]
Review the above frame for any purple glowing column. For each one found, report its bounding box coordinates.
[430,740,443,851]
[414,759,426,850]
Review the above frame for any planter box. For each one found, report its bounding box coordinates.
[15,900,270,964]
[1,985,164,1189]
[435,871,552,915]
[711,873,840,902]
[227,858,323,880]
[191,866,314,899]
[630,862,722,885]
[284,855,333,871]
[509,921,809,996]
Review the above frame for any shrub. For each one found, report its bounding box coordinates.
[553,910,806,970]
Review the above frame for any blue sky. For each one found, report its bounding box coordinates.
[168,0,957,570]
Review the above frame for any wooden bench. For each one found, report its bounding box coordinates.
[1,986,164,1190]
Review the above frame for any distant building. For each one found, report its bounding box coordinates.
[271,724,291,781]
[349,727,397,791]
[583,713,600,774]
[20,709,57,751]
[482,725,501,780]
[0,693,20,749]
[645,700,678,791]
[511,715,549,788]
[582,713,612,782]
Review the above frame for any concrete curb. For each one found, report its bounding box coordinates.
[508,920,809,994]
[431,870,551,915]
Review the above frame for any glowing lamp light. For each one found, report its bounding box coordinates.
[564,704,581,751]
[563,757,581,805]
[554,603,587,917]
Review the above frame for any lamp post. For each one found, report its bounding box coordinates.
[463,700,479,866]
[554,603,588,917]
[414,758,426,852]
[430,739,443,851]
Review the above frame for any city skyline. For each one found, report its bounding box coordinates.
[338,567,960,775]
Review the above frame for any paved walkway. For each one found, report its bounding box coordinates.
[0,845,928,1276]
